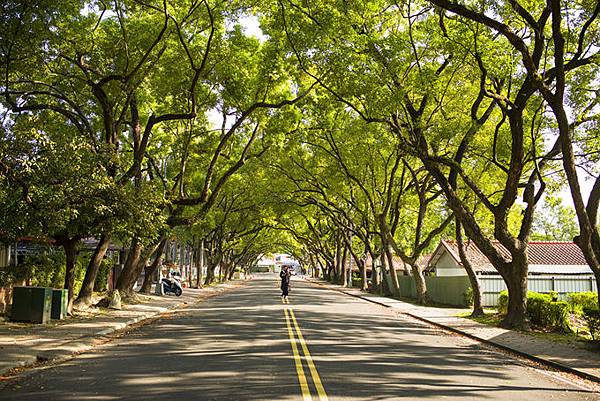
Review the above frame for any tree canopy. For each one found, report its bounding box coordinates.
[1,0,598,328]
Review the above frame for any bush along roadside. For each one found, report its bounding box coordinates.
[583,308,600,341]
[498,290,571,332]
[568,292,598,314]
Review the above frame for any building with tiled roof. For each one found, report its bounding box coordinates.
[427,239,593,276]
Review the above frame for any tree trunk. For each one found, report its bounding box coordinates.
[220,260,229,282]
[204,266,215,285]
[456,221,484,316]
[501,255,530,330]
[204,252,220,285]
[409,263,428,305]
[129,241,162,293]
[333,241,342,283]
[140,238,167,294]
[195,240,204,288]
[186,247,193,288]
[378,215,402,297]
[379,253,389,295]
[61,238,79,314]
[383,244,401,297]
[340,244,348,287]
[465,267,485,317]
[371,252,381,290]
[220,262,228,282]
[116,238,143,294]
[539,11,600,307]
[74,234,111,308]
[595,270,600,310]
[315,259,322,278]
[359,260,367,290]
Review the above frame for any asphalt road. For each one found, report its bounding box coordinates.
[1,274,598,400]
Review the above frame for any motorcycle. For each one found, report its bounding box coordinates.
[161,276,183,296]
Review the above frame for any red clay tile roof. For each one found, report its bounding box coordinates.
[432,239,589,273]
[526,242,588,265]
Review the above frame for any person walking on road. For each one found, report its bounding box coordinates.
[280,265,291,301]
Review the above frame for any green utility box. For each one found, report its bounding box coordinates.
[11,286,52,324]
[51,289,68,320]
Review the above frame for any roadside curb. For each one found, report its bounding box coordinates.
[0,280,248,378]
[305,277,600,384]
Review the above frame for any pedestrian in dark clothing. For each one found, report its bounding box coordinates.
[280,266,291,300]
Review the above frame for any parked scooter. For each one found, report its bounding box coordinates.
[161,276,183,296]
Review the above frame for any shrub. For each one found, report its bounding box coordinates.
[498,290,509,314]
[94,259,112,292]
[544,301,571,331]
[463,287,474,307]
[568,292,598,314]
[498,290,570,331]
[2,251,66,288]
[527,292,570,331]
[583,308,600,341]
[28,252,66,288]
[0,269,15,287]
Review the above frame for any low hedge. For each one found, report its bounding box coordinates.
[583,308,600,341]
[498,290,509,314]
[498,290,570,331]
[567,292,598,314]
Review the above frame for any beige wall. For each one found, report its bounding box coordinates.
[434,252,466,277]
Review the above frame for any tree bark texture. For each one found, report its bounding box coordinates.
[383,243,401,297]
[140,238,167,293]
[75,234,111,308]
[456,222,484,316]
[359,259,368,290]
[409,264,428,305]
[194,242,204,288]
[500,251,530,330]
[116,238,143,294]
[61,238,79,314]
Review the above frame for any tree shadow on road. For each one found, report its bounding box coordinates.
[0,277,596,400]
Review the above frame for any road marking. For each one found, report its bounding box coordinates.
[284,308,312,401]
[288,308,329,401]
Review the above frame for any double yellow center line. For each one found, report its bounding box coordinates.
[283,300,329,401]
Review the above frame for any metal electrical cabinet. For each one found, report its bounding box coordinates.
[51,289,68,320]
[11,286,52,324]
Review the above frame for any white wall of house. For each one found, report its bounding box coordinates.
[433,252,465,277]
[528,264,593,275]
[433,250,594,278]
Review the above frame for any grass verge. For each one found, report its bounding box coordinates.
[458,310,600,353]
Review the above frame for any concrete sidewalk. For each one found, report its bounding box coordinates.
[0,281,246,377]
[307,277,600,383]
